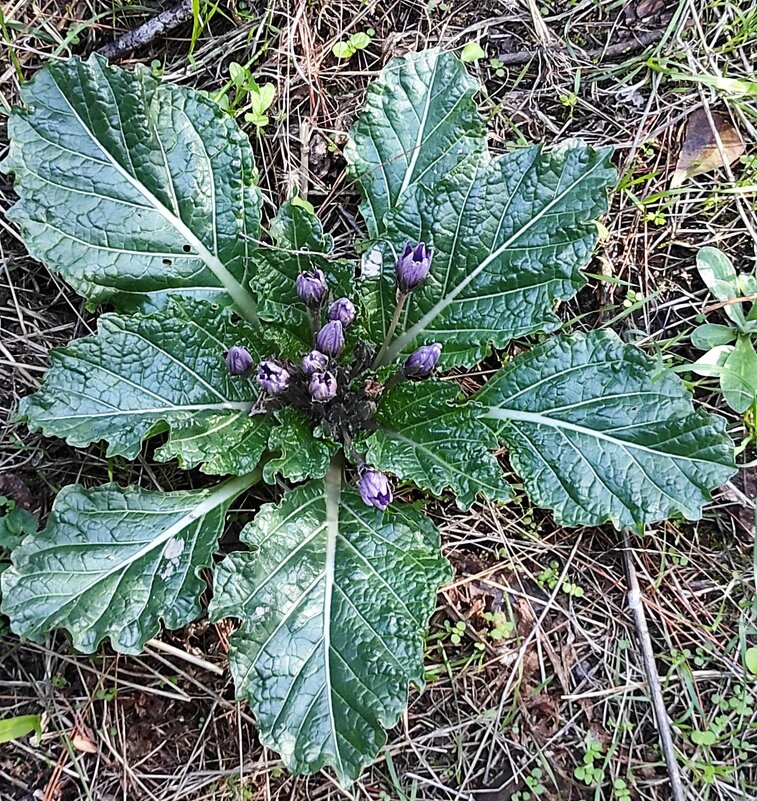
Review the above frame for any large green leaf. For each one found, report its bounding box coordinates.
[345,48,485,238]
[19,300,272,475]
[478,331,736,530]
[2,54,261,321]
[253,201,356,358]
[1,475,256,653]
[209,465,451,786]
[365,142,616,367]
[263,408,336,484]
[363,380,511,509]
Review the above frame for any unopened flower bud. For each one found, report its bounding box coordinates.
[396,242,432,294]
[256,360,290,395]
[357,467,392,511]
[316,320,345,357]
[309,370,337,402]
[225,345,253,375]
[296,269,327,305]
[403,343,442,379]
[328,297,356,327]
[302,350,329,376]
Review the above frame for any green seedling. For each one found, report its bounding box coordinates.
[332,29,374,60]
[613,777,631,800]
[538,561,584,597]
[623,288,645,309]
[559,70,581,113]
[643,208,666,225]
[538,560,560,590]
[687,247,757,431]
[444,619,467,645]
[574,732,605,786]
[212,62,276,128]
[483,610,514,641]
[561,579,584,598]
[513,767,546,800]
[95,686,118,702]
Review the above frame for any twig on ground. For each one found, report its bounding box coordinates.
[703,294,757,314]
[624,531,685,801]
[97,0,193,60]
[494,28,668,67]
[146,637,225,675]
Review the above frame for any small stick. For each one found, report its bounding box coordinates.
[146,637,225,675]
[623,531,685,801]
[492,28,668,67]
[98,0,193,60]
[703,293,757,314]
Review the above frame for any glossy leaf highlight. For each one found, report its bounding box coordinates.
[2,54,261,320]
[1,476,255,653]
[20,300,270,475]
[364,380,511,509]
[366,143,615,367]
[479,331,736,530]
[345,48,485,238]
[210,468,451,785]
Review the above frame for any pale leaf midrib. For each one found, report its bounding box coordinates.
[14,474,255,624]
[385,155,607,361]
[489,408,724,468]
[45,68,259,324]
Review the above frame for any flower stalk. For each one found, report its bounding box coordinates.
[372,291,407,368]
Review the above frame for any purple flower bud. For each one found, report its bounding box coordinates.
[296,269,327,305]
[256,360,290,395]
[316,320,345,357]
[225,345,253,375]
[309,370,337,402]
[396,242,432,294]
[302,350,329,376]
[328,297,356,327]
[403,343,442,379]
[357,468,393,511]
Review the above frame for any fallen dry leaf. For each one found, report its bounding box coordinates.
[71,730,97,754]
[671,107,745,188]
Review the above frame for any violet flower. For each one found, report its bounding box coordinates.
[225,345,253,376]
[296,269,327,305]
[357,468,393,511]
[396,242,432,294]
[309,370,337,402]
[302,350,329,376]
[403,343,442,379]
[256,359,290,395]
[316,320,345,357]
[328,297,356,327]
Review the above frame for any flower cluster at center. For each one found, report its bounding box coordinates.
[224,242,442,510]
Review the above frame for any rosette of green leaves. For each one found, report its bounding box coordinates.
[0,49,735,786]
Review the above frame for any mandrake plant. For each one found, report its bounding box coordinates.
[0,49,737,785]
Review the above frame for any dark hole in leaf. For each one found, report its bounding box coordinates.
[182,244,191,253]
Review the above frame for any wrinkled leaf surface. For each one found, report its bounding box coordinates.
[2,476,254,653]
[364,380,511,509]
[3,54,261,319]
[210,471,451,785]
[20,300,270,475]
[478,331,735,530]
